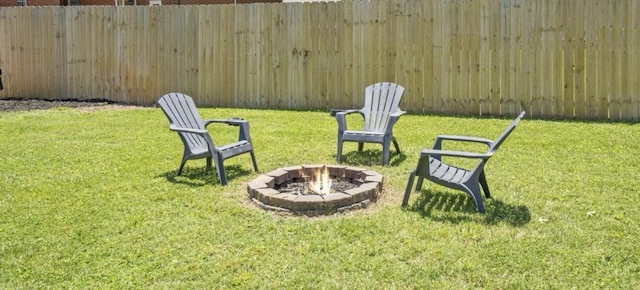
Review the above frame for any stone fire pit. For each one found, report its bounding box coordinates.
[247,165,383,216]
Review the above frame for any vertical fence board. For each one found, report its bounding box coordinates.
[528,0,542,117]
[381,1,394,93]
[562,0,576,118]
[21,8,34,98]
[550,0,564,118]
[504,0,518,115]
[153,6,165,102]
[30,8,42,98]
[478,0,489,115]
[317,3,330,109]
[258,3,271,108]
[411,0,421,109]
[211,5,226,106]
[0,9,6,96]
[125,7,135,102]
[235,4,247,107]
[584,0,598,118]
[447,0,462,113]
[308,3,320,109]
[606,1,619,119]
[486,0,500,115]
[538,0,551,117]
[631,0,640,120]
[197,6,209,104]
[430,0,444,113]
[334,1,348,108]
[359,1,373,86]
[466,0,481,115]
[458,0,473,115]
[572,0,587,119]
[597,1,612,119]
[439,0,452,113]
[247,4,258,108]
[301,3,314,109]
[419,0,434,113]
[351,1,363,99]
[343,2,356,108]
[186,7,198,100]
[411,1,424,113]
[90,7,100,100]
[521,0,536,116]
[619,0,633,120]
[393,1,410,110]
[11,8,20,97]
[131,7,141,103]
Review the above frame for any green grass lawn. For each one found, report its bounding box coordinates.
[1,105,639,288]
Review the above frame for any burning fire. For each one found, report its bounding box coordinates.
[307,166,333,195]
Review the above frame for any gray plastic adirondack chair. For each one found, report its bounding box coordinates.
[402,111,525,213]
[330,82,406,166]
[157,93,258,186]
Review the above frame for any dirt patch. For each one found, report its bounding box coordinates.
[0,98,144,112]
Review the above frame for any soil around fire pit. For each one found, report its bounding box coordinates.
[0,98,143,112]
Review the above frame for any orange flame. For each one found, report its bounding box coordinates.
[308,166,332,195]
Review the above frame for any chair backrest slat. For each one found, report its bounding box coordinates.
[489,111,526,153]
[158,93,208,149]
[362,82,405,132]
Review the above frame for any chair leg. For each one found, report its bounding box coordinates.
[215,160,228,186]
[382,141,391,166]
[464,184,485,214]
[336,141,343,164]
[415,176,424,192]
[177,158,188,175]
[479,171,491,198]
[402,170,416,208]
[392,139,401,154]
[250,151,259,172]
[357,142,364,151]
[206,157,212,170]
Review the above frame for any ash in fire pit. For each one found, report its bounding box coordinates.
[276,177,358,196]
[247,165,383,216]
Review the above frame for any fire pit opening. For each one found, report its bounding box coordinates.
[247,165,383,216]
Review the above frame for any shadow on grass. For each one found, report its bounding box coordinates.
[339,149,407,167]
[407,189,531,226]
[160,165,253,187]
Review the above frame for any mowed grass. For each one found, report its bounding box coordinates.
[1,105,639,288]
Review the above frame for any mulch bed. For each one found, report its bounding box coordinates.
[0,98,142,112]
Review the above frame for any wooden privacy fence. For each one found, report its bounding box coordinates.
[0,0,639,120]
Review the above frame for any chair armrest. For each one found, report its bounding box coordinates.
[204,117,247,127]
[384,111,406,135]
[420,149,493,160]
[169,125,208,135]
[435,135,494,144]
[330,109,360,116]
[334,110,363,132]
[204,118,252,142]
[433,134,494,150]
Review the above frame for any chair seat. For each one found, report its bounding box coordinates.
[427,157,472,186]
[218,140,253,159]
[342,130,385,142]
